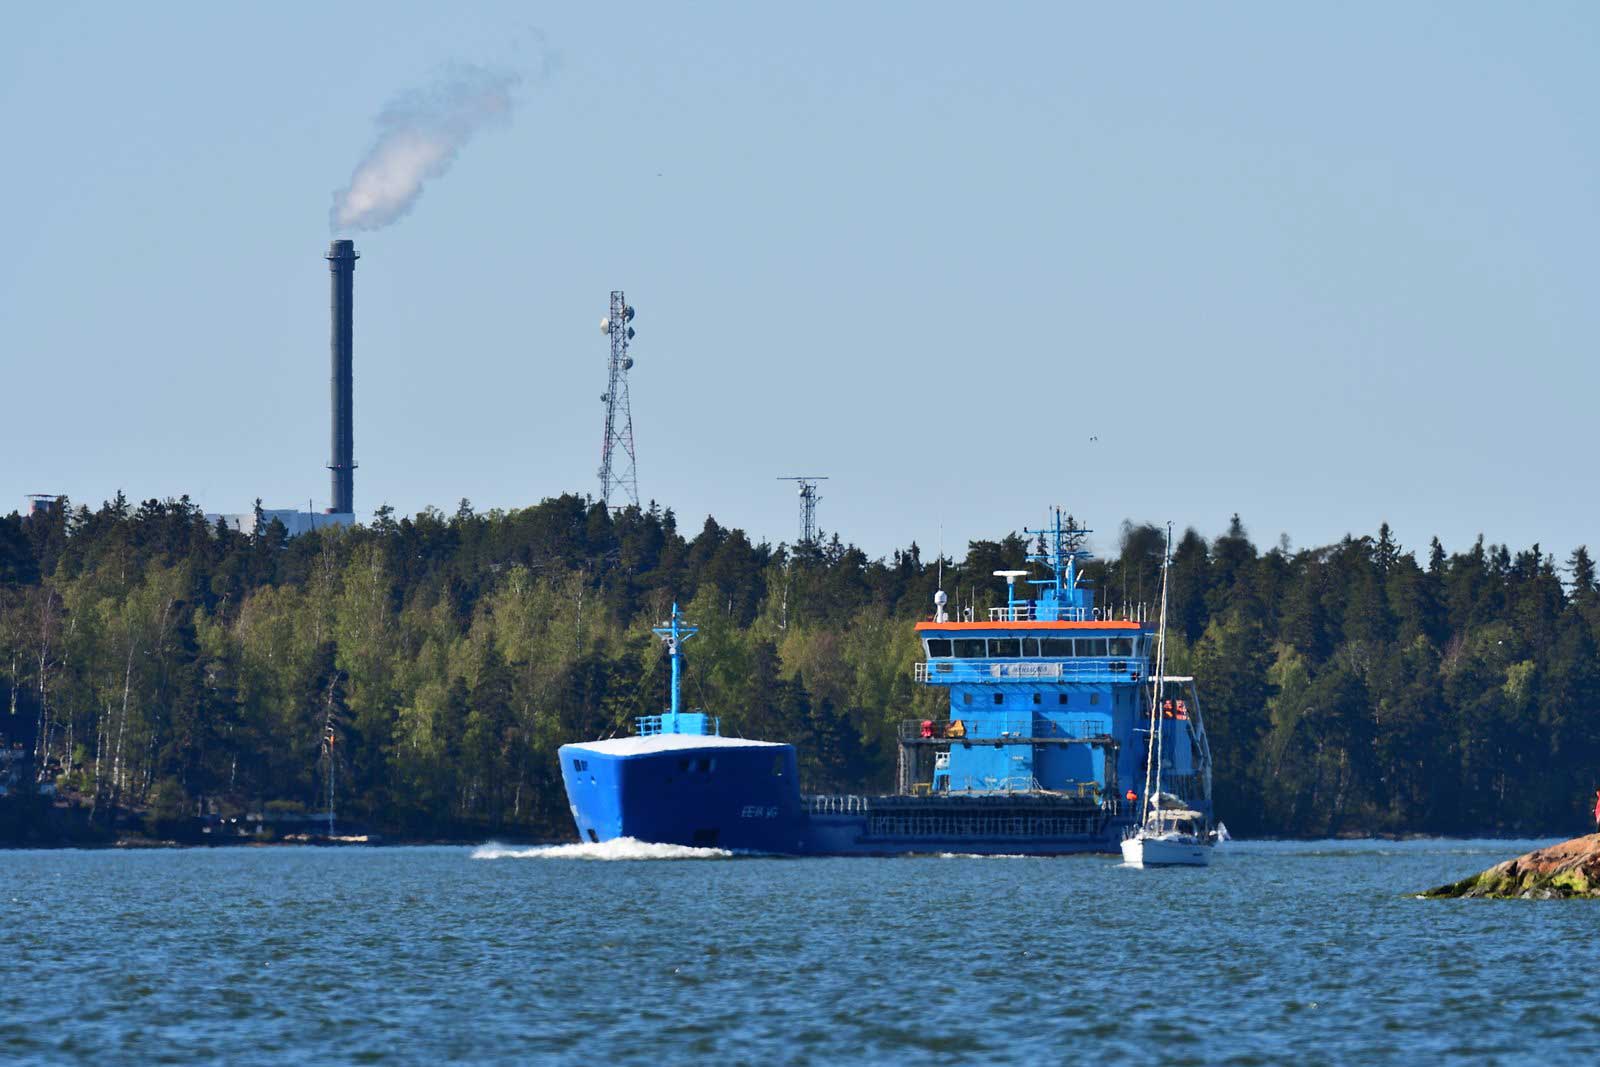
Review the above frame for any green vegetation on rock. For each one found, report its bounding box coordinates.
[1425,836,1600,899]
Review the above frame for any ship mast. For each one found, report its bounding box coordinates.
[1141,522,1174,830]
[651,603,699,719]
[1022,507,1094,620]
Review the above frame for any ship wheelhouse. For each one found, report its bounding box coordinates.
[901,512,1210,824]
[910,619,1157,803]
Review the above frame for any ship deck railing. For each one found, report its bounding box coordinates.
[898,718,1111,743]
[634,713,720,736]
[803,789,1116,817]
[976,605,1153,623]
[865,807,1105,839]
[928,777,1112,800]
[804,794,872,815]
[914,659,1141,684]
[987,605,1093,622]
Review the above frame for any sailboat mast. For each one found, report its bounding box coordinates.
[1141,523,1173,828]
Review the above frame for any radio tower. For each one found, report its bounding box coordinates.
[597,291,639,508]
[777,476,828,544]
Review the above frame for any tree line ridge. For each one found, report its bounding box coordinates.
[1,493,1595,841]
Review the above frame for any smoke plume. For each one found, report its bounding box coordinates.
[331,66,518,233]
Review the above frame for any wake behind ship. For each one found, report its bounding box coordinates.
[559,509,1215,855]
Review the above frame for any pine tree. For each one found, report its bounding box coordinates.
[1206,514,1257,619]
[1169,528,1211,643]
[1568,546,1596,597]
[1375,522,1400,575]
[1279,564,1331,662]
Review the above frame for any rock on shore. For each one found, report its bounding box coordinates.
[1425,834,1600,899]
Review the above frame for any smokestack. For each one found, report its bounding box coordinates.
[326,239,358,515]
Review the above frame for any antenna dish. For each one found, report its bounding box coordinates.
[600,317,611,333]
[625,306,636,322]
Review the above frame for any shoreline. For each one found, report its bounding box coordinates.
[0,833,566,852]
[0,831,1576,853]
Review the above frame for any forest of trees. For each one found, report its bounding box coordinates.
[3,491,1599,842]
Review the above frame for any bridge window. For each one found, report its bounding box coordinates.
[1058,694,1068,705]
[1032,693,1041,705]
[1078,638,1109,657]
[1108,638,1133,657]
[1090,693,1101,705]
[988,638,1021,658]
[572,759,588,772]
[954,639,987,658]
[1039,638,1074,658]
[963,692,973,705]
[925,638,952,658]
[993,693,1005,705]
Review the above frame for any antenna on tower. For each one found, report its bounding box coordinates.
[777,476,828,544]
[597,291,640,508]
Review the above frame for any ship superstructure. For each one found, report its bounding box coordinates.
[559,508,1215,855]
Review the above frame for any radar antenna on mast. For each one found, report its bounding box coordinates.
[597,291,640,507]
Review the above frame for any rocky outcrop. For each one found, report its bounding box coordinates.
[1425,834,1600,899]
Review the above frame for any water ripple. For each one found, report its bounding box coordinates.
[1,838,1591,1064]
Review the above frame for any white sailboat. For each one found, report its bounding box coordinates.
[1121,522,1211,869]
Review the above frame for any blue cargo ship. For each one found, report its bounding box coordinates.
[559,509,1215,855]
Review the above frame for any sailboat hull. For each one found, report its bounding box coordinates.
[1121,835,1210,868]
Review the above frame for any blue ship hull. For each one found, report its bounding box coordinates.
[560,738,808,853]
[560,738,1135,856]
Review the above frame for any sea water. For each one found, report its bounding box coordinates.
[2,838,1596,1064]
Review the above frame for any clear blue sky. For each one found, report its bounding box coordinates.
[3,3,1596,563]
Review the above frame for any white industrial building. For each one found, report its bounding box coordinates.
[206,509,355,538]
